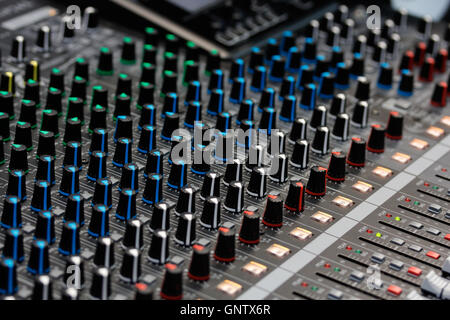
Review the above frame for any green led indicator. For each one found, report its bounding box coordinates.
[166,34,176,41]
[355,249,362,254]
[123,37,132,43]
[187,41,196,48]
[414,201,420,205]
[432,186,439,190]
[76,57,85,63]
[395,216,401,221]
[311,286,318,291]
[334,267,341,272]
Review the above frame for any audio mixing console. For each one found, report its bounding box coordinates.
[0,0,449,301]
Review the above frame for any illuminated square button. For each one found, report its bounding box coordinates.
[407,266,422,276]
[266,243,290,258]
[387,285,402,296]
[311,211,333,224]
[409,138,429,150]
[352,181,374,193]
[426,126,444,138]
[440,116,450,127]
[426,251,440,260]
[332,195,354,208]
[290,227,313,240]
[242,261,268,277]
[372,166,393,178]
[217,280,242,296]
[392,152,411,164]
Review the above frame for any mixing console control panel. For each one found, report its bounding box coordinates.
[0,0,449,300]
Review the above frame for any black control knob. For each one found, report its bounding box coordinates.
[262,195,283,228]
[238,209,260,244]
[269,55,285,82]
[311,126,330,155]
[229,77,246,104]
[10,35,26,62]
[9,144,28,174]
[88,204,110,238]
[93,237,115,268]
[318,72,335,99]
[334,62,350,89]
[188,242,210,281]
[247,167,267,198]
[289,118,307,143]
[351,100,369,128]
[434,49,447,73]
[64,194,85,226]
[112,137,133,168]
[88,105,107,133]
[419,57,435,82]
[269,154,289,183]
[350,53,365,78]
[306,166,327,197]
[34,211,55,244]
[59,165,80,196]
[0,257,18,295]
[63,117,82,145]
[161,70,177,96]
[92,178,112,209]
[367,124,386,153]
[134,283,153,300]
[114,93,131,120]
[175,213,196,247]
[7,170,27,201]
[27,239,50,275]
[417,15,432,38]
[284,180,305,213]
[97,47,114,76]
[430,81,448,107]
[120,37,136,65]
[279,95,297,123]
[299,83,316,110]
[3,228,24,262]
[214,223,236,263]
[58,221,80,256]
[120,248,141,283]
[377,62,393,89]
[199,196,221,230]
[303,38,317,62]
[115,189,137,221]
[248,47,264,73]
[160,263,183,300]
[36,130,55,159]
[87,151,107,182]
[167,160,188,190]
[145,149,163,177]
[331,113,350,141]
[397,69,414,97]
[113,115,133,142]
[161,112,179,141]
[326,150,346,182]
[90,267,111,300]
[385,111,403,140]
[64,145,80,172]
[224,181,244,213]
[142,173,163,205]
[200,172,221,200]
[149,202,171,232]
[224,159,243,185]
[148,228,171,263]
[347,137,366,167]
[355,76,370,101]
[1,196,22,229]
[0,113,11,142]
[138,125,157,154]
[30,180,52,212]
[296,65,314,91]
[175,185,196,216]
[119,163,139,192]
[290,139,309,169]
[207,89,225,116]
[237,99,255,125]
[258,107,276,135]
[32,275,52,300]
[13,122,32,152]
[250,66,267,93]
[140,63,155,84]
[36,26,51,51]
